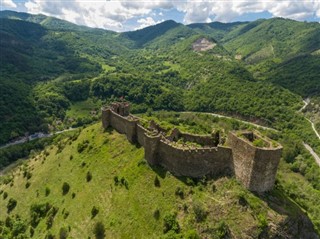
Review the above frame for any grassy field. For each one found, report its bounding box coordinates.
[0,123,317,238]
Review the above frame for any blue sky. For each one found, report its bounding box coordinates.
[1,0,320,31]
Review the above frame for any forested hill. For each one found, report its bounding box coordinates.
[0,10,319,144]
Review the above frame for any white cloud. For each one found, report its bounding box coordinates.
[135,17,163,30]
[22,0,320,31]
[2,0,17,8]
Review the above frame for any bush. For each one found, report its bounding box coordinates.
[46,207,59,229]
[153,209,160,220]
[184,230,200,239]
[91,206,99,218]
[193,202,207,223]
[120,177,129,189]
[30,203,52,228]
[45,232,55,239]
[154,176,161,187]
[113,176,119,185]
[25,181,31,189]
[62,182,70,195]
[163,213,180,234]
[175,187,184,199]
[45,187,51,196]
[77,140,89,153]
[7,198,17,213]
[93,221,105,239]
[3,191,8,200]
[86,171,92,182]
[59,227,68,239]
[212,221,230,239]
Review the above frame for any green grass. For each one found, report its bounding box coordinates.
[0,122,315,238]
[66,99,101,119]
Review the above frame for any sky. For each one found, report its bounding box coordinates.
[1,0,320,31]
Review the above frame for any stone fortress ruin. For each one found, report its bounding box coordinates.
[102,102,282,192]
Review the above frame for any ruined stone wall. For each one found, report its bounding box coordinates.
[179,132,216,147]
[158,141,233,178]
[228,132,282,192]
[169,128,217,147]
[136,124,148,147]
[102,108,281,192]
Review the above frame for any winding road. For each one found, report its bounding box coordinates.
[299,98,320,166]
[181,111,278,131]
[0,128,77,150]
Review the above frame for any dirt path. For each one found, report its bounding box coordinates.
[299,98,310,112]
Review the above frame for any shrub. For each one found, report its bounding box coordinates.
[154,176,161,187]
[175,187,184,199]
[69,155,73,160]
[63,211,70,219]
[30,203,52,228]
[62,182,70,195]
[7,198,17,213]
[163,213,180,234]
[45,232,55,239]
[193,202,207,223]
[120,177,129,189]
[86,171,92,182]
[45,187,51,197]
[30,227,35,237]
[77,140,89,153]
[185,230,200,239]
[46,207,59,229]
[25,181,31,189]
[72,192,76,199]
[153,209,160,220]
[91,206,99,218]
[213,221,230,239]
[3,191,8,200]
[93,221,105,239]
[59,227,68,239]
[113,176,119,185]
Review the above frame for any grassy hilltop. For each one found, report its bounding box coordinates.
[0,117,319,238]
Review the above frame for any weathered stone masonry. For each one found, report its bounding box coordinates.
[102,102,282,192]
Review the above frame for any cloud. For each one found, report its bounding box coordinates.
[2,0,17,8]
[135,17,164,30]
[178,0,320,23]
[22,0,320,31]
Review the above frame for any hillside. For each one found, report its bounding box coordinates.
[0,122,319,238]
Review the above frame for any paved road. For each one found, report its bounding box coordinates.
[0,128,77,150]
[299,98,320,166]
[181,111,278,131]
[303,143,320,166]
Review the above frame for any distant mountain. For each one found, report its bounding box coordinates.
[121,20,183,48]
[223,18,320,62]
[188,21,247,41]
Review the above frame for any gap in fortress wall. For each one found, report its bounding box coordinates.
[101,102,282,192]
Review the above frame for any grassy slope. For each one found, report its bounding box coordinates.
[0,123,318,238]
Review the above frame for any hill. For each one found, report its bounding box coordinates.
[0,122,319,238]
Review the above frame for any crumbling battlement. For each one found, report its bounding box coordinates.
[101,102,282,192]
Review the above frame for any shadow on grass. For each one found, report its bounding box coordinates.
[253,183,319,238]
